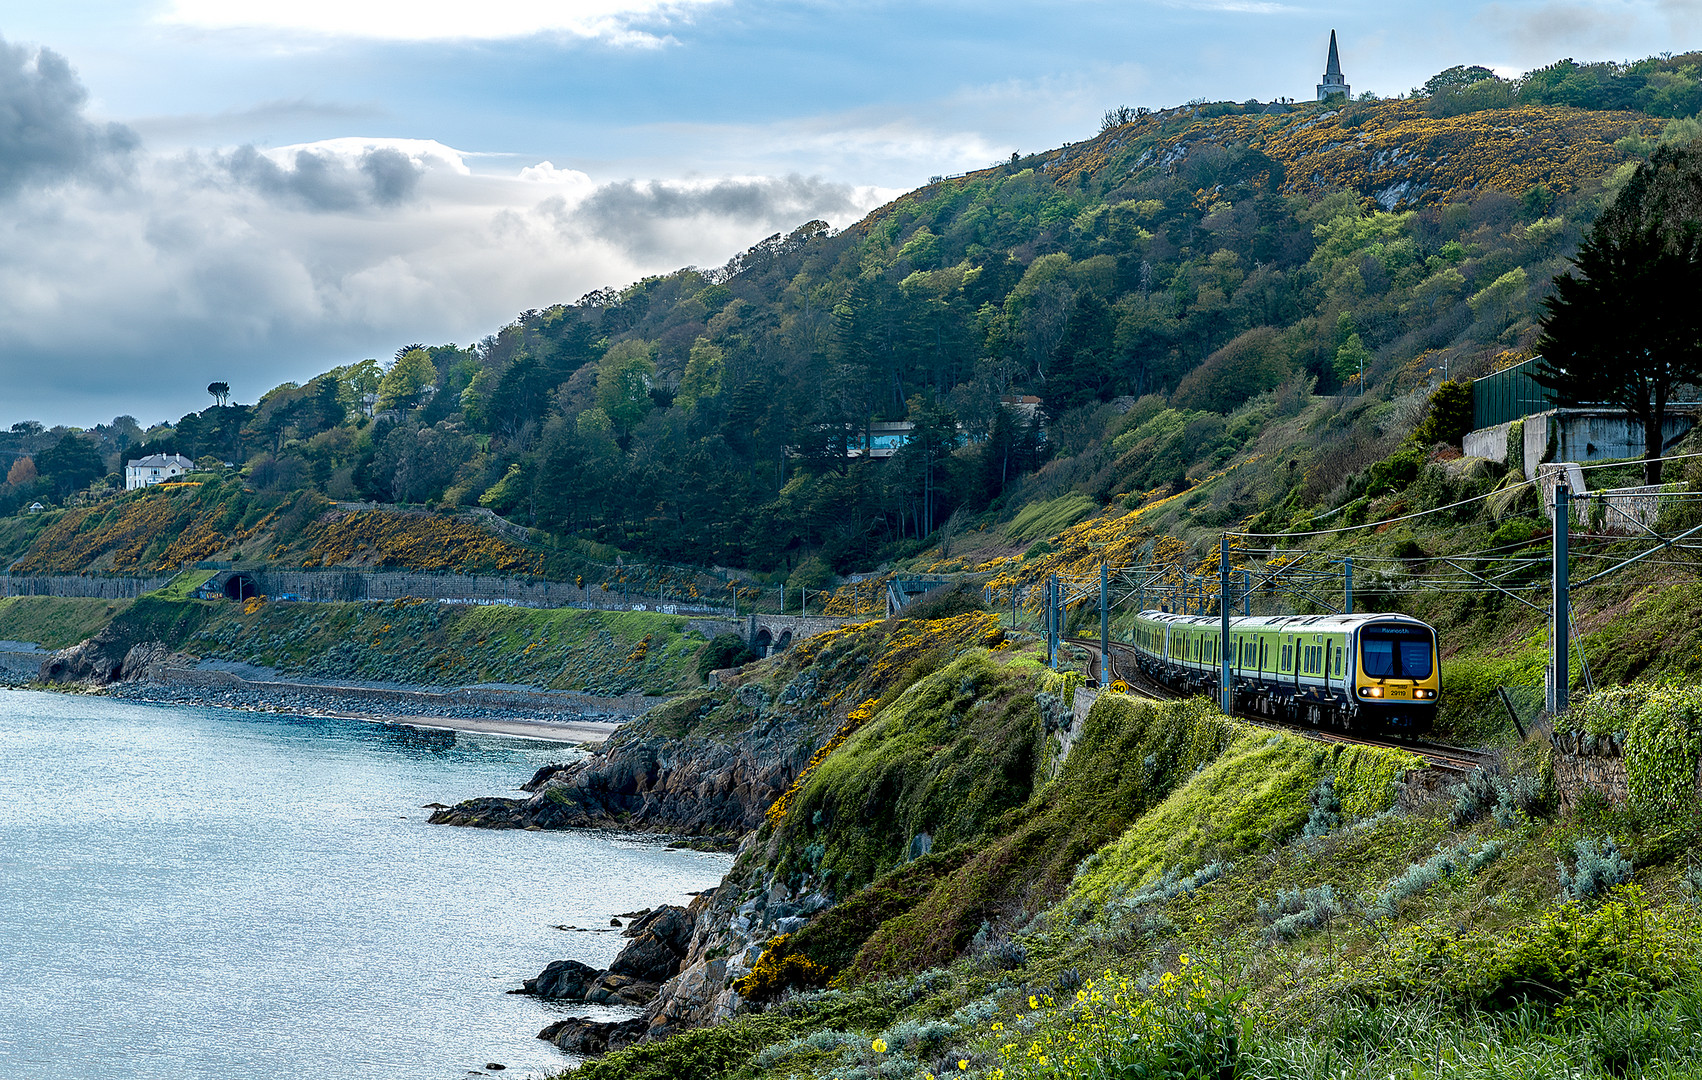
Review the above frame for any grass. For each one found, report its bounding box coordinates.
[146,569,218,601]
[0,597,129,649]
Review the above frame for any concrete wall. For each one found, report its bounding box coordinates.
[1521,408,1697,479]
[225,569,735,617]
[1463,420,1514,464]
[1463,408,1700,481]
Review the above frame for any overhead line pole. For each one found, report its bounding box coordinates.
[1100,563,1110,688]
[1220,535,1233,715]
[1552,485,1570,715]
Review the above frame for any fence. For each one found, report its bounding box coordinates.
[2,574,172,599]
[1471,358,1552,430]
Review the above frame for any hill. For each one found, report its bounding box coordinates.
[5,52,1700,590]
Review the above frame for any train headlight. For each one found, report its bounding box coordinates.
[1414,688,1435,699]
[1358,686,1383,698]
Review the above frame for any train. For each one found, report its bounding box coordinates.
[1126,610,1440,735]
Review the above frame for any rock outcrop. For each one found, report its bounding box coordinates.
[430,668,837,838]
[513,903,697,1012]
[515,959,599,1000]
[536,1017,647,1055]
[39,628,190,686]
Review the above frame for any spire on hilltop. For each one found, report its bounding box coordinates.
[1316,29,1350,102]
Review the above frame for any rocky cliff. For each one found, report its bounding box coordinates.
[428,667,838,839]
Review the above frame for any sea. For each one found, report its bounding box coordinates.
[0,689,732,1080]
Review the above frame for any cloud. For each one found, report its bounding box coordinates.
[0,35,138,197]
[565,174,868,257]
[157,0,725,44]
[215,138,471,211]
[129,98,383,144]
[1475,1,1645,59]
[0,129,886,425]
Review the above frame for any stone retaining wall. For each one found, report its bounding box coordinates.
[1550,729,1630,812]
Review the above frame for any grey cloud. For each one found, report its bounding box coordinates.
[1478,2,1636,57]
[0,35,138,197]
[223,144,423,211]
[129,98,382,143]
[571,174,859,256]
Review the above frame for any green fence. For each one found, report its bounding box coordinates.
[1472,358,1553,430]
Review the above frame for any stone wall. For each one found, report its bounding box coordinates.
[746,614,872,653]
[1550,728,1630,812]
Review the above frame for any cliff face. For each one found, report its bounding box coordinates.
[428,671,837,837]
[432,615,1012,1049]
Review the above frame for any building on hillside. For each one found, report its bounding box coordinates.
[125,453,196,490]
[1317,29,1350,101]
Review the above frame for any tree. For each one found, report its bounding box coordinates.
[1411,380,1474,447]
[207,381,230,407]
[677,338,725,410]
[1533,140,1702,485]
[596,339,656,437]
[6,456,36,487]
[34,432,105,499]
[1333,333,1371,390]
[376,348,437,412]
[1532,225,1702,484]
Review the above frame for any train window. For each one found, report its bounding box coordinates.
[1334,647,1343,676]
[1361,625,1435,679]
[1281,643,1291,670]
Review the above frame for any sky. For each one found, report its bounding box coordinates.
[2,1,1700,428]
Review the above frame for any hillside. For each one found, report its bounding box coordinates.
[4,52,1699,592]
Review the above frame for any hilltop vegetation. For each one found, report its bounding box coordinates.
[6,51,1702,588]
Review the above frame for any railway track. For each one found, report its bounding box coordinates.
[1061,636,1486,774]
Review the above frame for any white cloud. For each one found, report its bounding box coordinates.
[157,0,725,43]
[0,135,883,424]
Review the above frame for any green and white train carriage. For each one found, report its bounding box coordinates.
[1128,610,1440,734]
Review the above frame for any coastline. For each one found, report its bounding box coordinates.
[5,668,644,746]
[340,712,621,744]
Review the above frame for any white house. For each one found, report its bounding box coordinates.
[126,453,196,491]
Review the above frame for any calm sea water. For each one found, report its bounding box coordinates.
[0,690,731,1080]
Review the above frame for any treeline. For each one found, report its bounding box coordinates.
[7,53,1702,574]
[1415,53,1702,118]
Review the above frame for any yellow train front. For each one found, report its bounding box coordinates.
[1127,611,1440,735]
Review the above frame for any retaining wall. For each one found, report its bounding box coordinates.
[1550,729,1630,812]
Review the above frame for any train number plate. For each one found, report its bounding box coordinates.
[1385,686,1411,700]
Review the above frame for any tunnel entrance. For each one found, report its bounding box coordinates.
[223,574,259,601]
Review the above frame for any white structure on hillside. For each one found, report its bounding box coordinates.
[1317,29,1350,101]
[126,453,195,490]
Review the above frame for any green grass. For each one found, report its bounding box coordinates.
[1004,494,1099,542]
[146,569,218,601]
[0,597,129,649]
[177,599,711,693]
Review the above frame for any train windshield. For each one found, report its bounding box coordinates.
[1360,625,1433,680]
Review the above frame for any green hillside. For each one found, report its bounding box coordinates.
[6,51,1702,588]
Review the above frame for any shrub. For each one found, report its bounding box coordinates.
[1559,837,1633,901]
[1302,776,1342,839]
[1258,884,1340,939]
[697,632,757,679]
